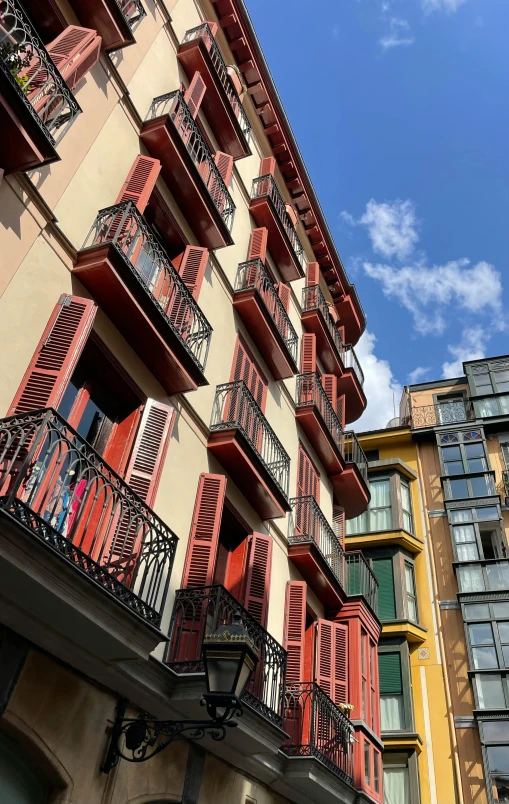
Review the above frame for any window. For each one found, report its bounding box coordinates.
[374,751,380,795]
[368,549,420,623]
[372,557,397,620]
[475,674,508,709]
[400,479,413,533]
[0,733,50,803]
[404,562,418,622]
[361,629,368,720]
[457,562,509,594]
[383,753,412,804]
[379,652,405,730]
[465,604,509,670]
[471,364,509,395]
[448,506,507,565]
[370,642,377,731]
[476,395,509,418]
[445,473,495,500]
[480,720,509,804]
[346,473,414,536]
[364,738,371,785]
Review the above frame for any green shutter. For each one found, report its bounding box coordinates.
[372,558,396,620]
[378,653,402,695]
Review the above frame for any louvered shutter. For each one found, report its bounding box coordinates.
[300,333,316,374]
[306,262,320,287]
[231,337,267,411]
[284,581,306,683]
[378,652,402,695]
[336,393,346,429]
[115,155,161,213]
[184,71,206,118]
[243,533,272,627]
[248,227,268,263]
[260,156,276,177]
[8,295,97,416]
[122,399,176,507]
[316,619,333,698]
[372,558,396,620]
[214,151,234,187]
[47,26,101,91]
[297,443,319,500]
[181,473,226,588]
[277,283,291,312]
[333,505,345,548]
[322,375,337,410]
[177,246,208,300]
[333,622,348,704]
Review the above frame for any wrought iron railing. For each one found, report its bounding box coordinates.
[289,496,345,589]
[302,284,344,361]
[411,400,475,429]
[167,584,287,727]
[210,381,290,499]
[251,174,305,268]
[0,0,80,145]
[116,0,146,29]
[234,259,298,364]
[82,201,212,371]
[0,408,178,626]
[344,431,369,487]
[146,89,235,230]
[282,682,354,784]
[296,374,344,456]
[345,551,379,614]
[343,344,364,386]
[181,23,250,139]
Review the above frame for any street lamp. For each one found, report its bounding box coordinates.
[102,613,258,772]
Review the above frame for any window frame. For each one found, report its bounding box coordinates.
[479,719,509,804]
[383,751,421,804]
[447,504,508,565]
[404,561,418,623]
[378,638,414,733]
[463,600,509,672]
[366,547,421,624]
[467,360,509,397]
[346,471,416,537]
[472,671,509,711]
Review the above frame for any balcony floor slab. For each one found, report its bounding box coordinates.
[331,465,370,520]
[233,288,298,379]
[295,405,344,476]
[0,76,59,173]
[301,308,344,376]
[249,195,304,283]
[288,541,345,610]
[337,370,367,424]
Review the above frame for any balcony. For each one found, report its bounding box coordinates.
[233,260,298,380]
[208,381,291,519]
[345,551,379,614]
[456,559,509,595]
[167,585,287,753]
[288,496,346,609]
[295,373,344,476]
[334,286,364,347]
[249,175,305,282]
[0,409,177,658]
[141,90,235,250]
[301,285,345,376]
[178,24,250,159]
[0,0,81,173]
[337,345,367,424]
[281,682,354,787]
[74,202,212,394]
[331,432,370,519]
[411,400,475,429]
[66,0,145,51]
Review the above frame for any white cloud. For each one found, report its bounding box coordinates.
[355,331,403,431]
[408,366,431,384]
[340,210,356,227]
[363,258,503,335]
[422,0,468,12]
[342,199,419,260]
[442,326,490,378]
[379,18,416,50]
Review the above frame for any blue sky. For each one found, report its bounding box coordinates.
[244,0,509,428]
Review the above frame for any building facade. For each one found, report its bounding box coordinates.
[0,1,378,803]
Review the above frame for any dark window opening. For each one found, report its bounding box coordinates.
[213,502,250,602]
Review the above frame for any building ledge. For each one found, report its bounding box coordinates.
[382,731,423,754]
[367,457,417,479]
[381,621,428,643]
[345,529,423,555]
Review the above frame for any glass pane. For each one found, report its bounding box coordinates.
[407,596,417,622]
[442,445,462,461]
[470,475,494,497]
[346,512,368,535]
[491,777,509,804]
[371,479,391,507]
[468,458,487,473]
[483,721,509,741]
[401,481,411,512]
[476,506,499,521]
[453,524,476,543]
[477,398,498,417]
[465,442,485,458]
[499,622,509,644]
[464,604,490,620]
[383,767,410,804]
[0,733,50,804]
[469,623,494,646]
[471,646,498,669]
[402,511,412,533]
[474,372,492,391]
[494,370,509,391]
[448,478,469,499]
[374,752,380,794]
[456,544,479,561]
[487,563,509,591]
[380,695,405,730]
[487,746,509,774]
[450,509,473,523]
[457,566,485,592]
[502,645,509,667]
[446,461,465,476]
[476,675,506,708]
[364,741,371,784]
[494,603,509,618]
[499,395,509,414]
[371,507,392,531]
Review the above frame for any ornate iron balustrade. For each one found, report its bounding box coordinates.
[0,408,178,627]
[302,284,344,361]
[234,259,298,364]
[411,400,475,429]
[344,431,368,487]
[146,90,235,230]
[82,201,212,371]
[181,23,250,138]
[0,0,80,145]
[167,584,287,727]
[343,344,364,386]
[116,0,146,28]
[345,551,379,614]
[289,496,345,589]
[282,681,354,784]
[251,174,305,268]
[296,373,344,455]
[210,381,290,499]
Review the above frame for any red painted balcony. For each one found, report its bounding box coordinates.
[141,90,235,250]
[0,0,81,173]
[233,260,298,380]
[337,345,367,423]
[249,175,305,282]
[331,432,370,520]
[178,24,250,160]
[301,284,345,375]
[288,496,346,609]
[208,381,291,519]
[295,373,345,475]
[335,286,364,347]
[74,202,212,394]
[66,0,146,51]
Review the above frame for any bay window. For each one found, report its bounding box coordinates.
[367,549,420,623]
[346,472,414,536]
[480,720,509,804]
[383,752,420,804]
[378,640,413,733]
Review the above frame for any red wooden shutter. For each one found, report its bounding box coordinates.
[177,246,208,300]
[47,26,101,91]
[336,393,346,429]
[181,473,226,588]
[316,619,334,697]
[231,336,267,411]
[8,295,97,416]
[297,443,319,501]
[333,504,345,548]
[306,262,320,287]
[243,533,272,627]
[260,156,276,177]
[316,619,349,705]
[321,374,337,410]
[333,622,349,704]
[277,283,291,312]
[184,71,206,118]
[122,399,176,507]
[115,155,161,213]
[300,333,316,374]
[284,581,306,683]
[248,227,268,263]
[214,151,234,187]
